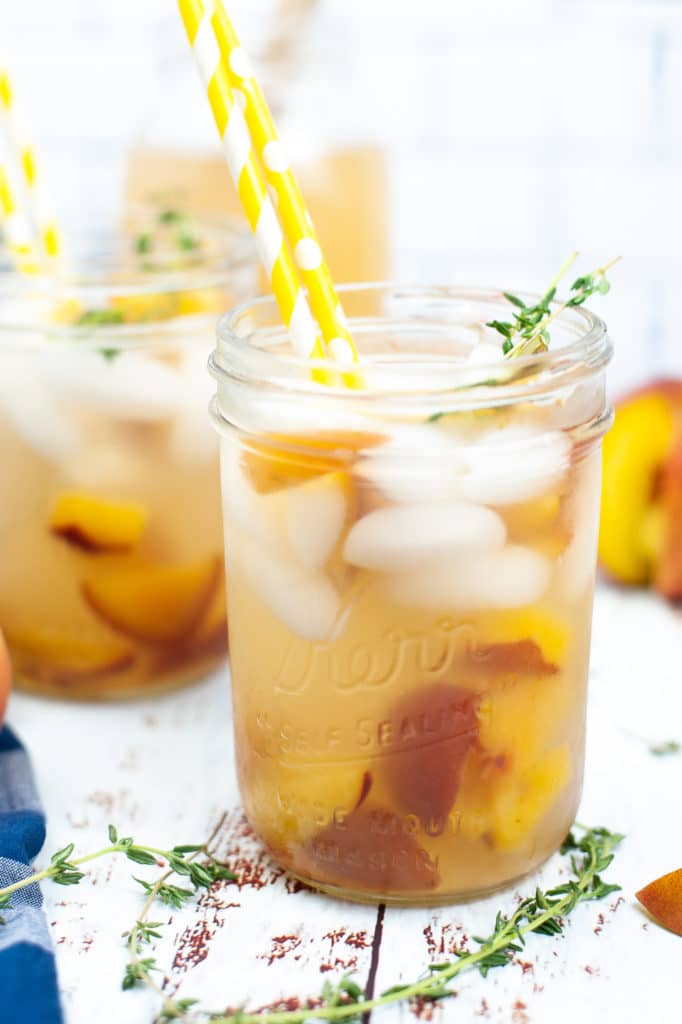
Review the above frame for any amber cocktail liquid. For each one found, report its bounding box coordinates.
[212,286,612,903]
[0,214,255,699]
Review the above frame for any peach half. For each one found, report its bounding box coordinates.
[637,867,682,935]
[599,380,682,597]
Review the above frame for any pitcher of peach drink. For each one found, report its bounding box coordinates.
[0,212,256,699]
[211,284,613,904]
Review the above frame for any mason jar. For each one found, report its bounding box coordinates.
[0,213,256,700]
[210,283,612,904]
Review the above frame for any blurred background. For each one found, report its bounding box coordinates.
[4,0,681,392]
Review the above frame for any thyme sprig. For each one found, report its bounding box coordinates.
[126,824,623,1024]
[649,740,681,757]
[0,823,233,915]
[488,252,620,358]
[0,822,623,1022]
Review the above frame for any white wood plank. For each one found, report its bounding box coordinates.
[6,584,682,1023]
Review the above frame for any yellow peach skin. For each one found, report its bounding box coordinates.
[599,389,675,583]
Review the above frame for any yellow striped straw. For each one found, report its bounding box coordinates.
[0,65,61,259]
[179,0,324,364]
[0,161,40,272]
[178,0,361,384]
[209,0,358,368]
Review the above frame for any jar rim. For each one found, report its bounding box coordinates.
[0,212,255,349]
[212,282,612,412]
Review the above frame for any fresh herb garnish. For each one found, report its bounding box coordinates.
[650,740,681,757]
[178,230,199,251]
[136,232,153,254]
[74,308,124,360]
[488,252,620,358]
[135,208,201,259]
[0,823,623,1021]
[158,208,182,225]
[76,309,125,328]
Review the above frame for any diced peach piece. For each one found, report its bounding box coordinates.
[154,576,229,673]
[245,759,371,850]
[49,492,148,553]
[472,607,570,672]
[502,493,561,539]
[82,556,221,644]
[176,287,225,316]
[110,291,179,323]
[478,675,570,766]
[488,745,571,850]
[382,683,479,827]
[243,431,386,495]
[466,639,558,679]
[4,626,134,686]
[636,868,682,935]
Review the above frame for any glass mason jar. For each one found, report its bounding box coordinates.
[210,284,613,905]
[0,214,257,701]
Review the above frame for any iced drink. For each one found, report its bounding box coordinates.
[0,214,256,699]
[211,285,612,903]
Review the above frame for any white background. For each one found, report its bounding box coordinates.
[3,0,682,388]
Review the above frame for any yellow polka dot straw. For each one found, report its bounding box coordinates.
[0,64,61,259]
[178,0,360,379]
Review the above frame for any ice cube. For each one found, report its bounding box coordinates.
[234,532,342,642]
[220,443,272,542]
[0,372,81,461]
[386,544,551,611]
[285,472,350,572]
[357,424,467,504]
[461,427,571,506]
[344,500,506,571]
[43,349,184,422]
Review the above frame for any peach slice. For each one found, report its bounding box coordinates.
[176,287,225,316]
[502,493,561,541]
[488,744,571,851]
[50,492,148,553]
[599,385,680,584]
[82,556,221,644]
[242,756,370,849]
[243,430,385,495]
[4,626,134,687]
[110,291,179,323]
[154,576,229,674]
[477,674,570,766]
[472,607,570,673]
[636,868,682,935]
[382,683,479,826]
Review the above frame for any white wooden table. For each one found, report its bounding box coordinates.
[8,585,682,1024]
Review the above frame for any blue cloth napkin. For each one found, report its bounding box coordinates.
[0,725,63,1024]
